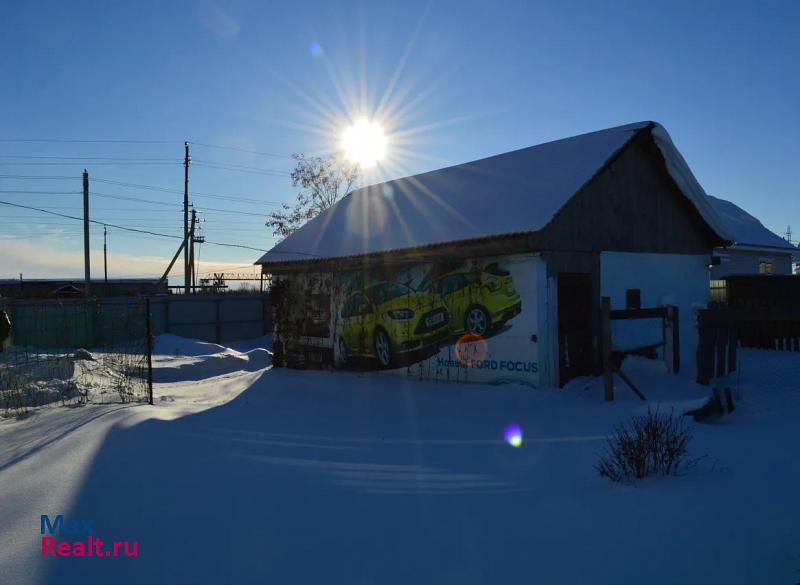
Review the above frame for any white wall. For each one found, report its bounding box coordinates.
[374,253,545,387]
[710,247,794,279]
[600,252,710,375]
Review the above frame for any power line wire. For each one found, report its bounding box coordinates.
[0,174,79,180]
[189,141,290,159]
[0,199,269,252]
[92,177,285,206]
[0,155,178,161]
[193,159,290,176]
[0,188,275,214]
[0,175,287,206]
[0,161,179,166]
[0,138,178,144]
[0,189,82,194]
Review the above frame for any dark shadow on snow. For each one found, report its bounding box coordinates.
[41,368,541,585]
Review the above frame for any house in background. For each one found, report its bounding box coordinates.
[707,195,796,278]
[257,121,731,388]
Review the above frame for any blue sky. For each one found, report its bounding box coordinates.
[1,0,798,280]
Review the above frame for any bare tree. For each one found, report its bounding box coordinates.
[267,153,360,239]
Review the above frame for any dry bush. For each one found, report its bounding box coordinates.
[597,408,692,482]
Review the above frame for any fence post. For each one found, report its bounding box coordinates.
[601,296,613,402]
[670,306,680,373]
[727,316,737,373]
[146,298,154,405]
[262,295,268,336]
[696,310,711,385]
[215,298,222,344]
[715,320,727,379]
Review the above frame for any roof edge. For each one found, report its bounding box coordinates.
[648,124,734,245]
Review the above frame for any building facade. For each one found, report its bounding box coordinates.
[707,195,796,279]
[258,122,731,388]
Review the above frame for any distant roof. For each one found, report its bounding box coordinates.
[0,278,162,285]
[707,195,796,251]
[258,121,731,265]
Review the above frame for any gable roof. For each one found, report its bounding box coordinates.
[707,195,795,251]
[258,121,731,266]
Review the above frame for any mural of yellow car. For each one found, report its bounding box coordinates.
[337,282,450,368]
[424,262,521,337]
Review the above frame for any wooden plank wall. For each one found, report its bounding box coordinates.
[696,308,800,385]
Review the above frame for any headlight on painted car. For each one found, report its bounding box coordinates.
[388,309,415,319]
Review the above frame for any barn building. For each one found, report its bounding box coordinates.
[256,121,732,387]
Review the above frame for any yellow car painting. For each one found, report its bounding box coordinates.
[424,263,521,337]
[337,282,450,368]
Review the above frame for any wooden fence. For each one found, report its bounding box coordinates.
[696,307,800,385]
[600,298,679,401]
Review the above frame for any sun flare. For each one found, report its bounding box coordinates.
[341,119,387,168]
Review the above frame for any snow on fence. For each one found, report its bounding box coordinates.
[0,298,153,415]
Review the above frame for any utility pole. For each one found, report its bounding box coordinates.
[83,169,90,299]
[183,141,191,294]
[189,208,197,294]
[103,224,108,293]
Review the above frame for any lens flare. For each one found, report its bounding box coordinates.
[503,424,523,448]
[342,119,387,168]
[454,332,488,367]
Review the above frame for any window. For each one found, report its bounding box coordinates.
[709,279,727,305]
[625,288,641,310]
[441,274,470,295]
[367,282,413,304]
[759,261,774,274]
[341,293,364,318]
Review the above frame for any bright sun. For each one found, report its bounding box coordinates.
[341,119,387,168]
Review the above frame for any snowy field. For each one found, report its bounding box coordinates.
[0,334,798,584]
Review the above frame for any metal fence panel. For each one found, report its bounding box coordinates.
[0,299,152,415]
[147,294,271,344]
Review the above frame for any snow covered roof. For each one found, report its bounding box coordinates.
[258,121,731,265]
[707,195,795,251]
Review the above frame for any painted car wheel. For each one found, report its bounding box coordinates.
[337,337,348,367]
[374,329,392,367]
[466,306,490,336]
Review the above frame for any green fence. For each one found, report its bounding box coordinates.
[0,298,153,415]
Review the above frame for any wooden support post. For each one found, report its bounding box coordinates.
[146,298,153,405]
[611,360,647,401]
[696,310,710,385]
[262,295,268,336]
[727,318,737,373]
[82,170,91,299]
[183,142,191,295]
[715,322,727,378]
[601,296,613,402]
[671,306,680,373]
[215,299,221,344]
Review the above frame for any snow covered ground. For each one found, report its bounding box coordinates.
[0,335,798,584]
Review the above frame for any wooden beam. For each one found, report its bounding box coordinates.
[601,296,613,402]
[610,360,647,401]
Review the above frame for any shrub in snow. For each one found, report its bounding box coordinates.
[597,408,691,482]
[1,366,85,417]
[73,348,95,361]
